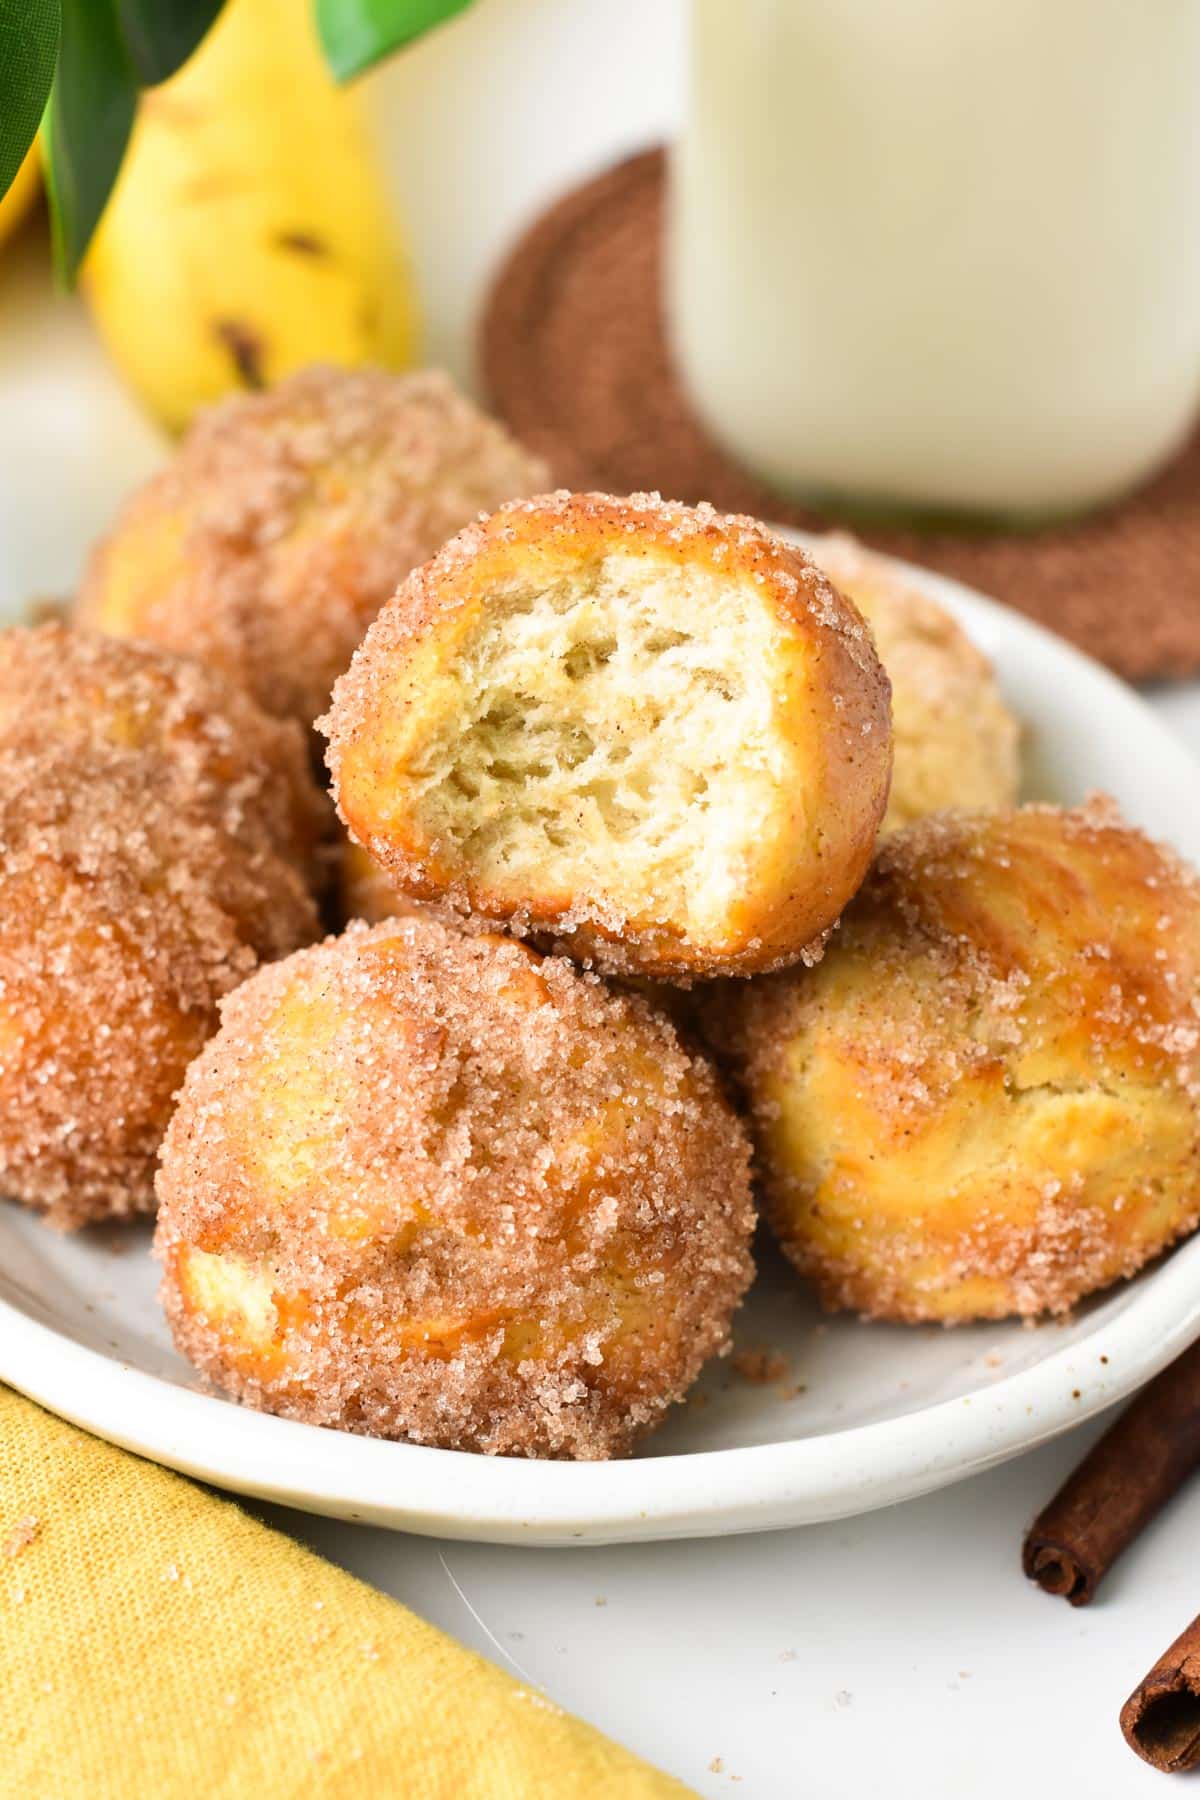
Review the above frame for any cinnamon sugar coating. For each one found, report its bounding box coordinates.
[337,835,699,1036]
[0,623,330,880]
[711,802,1200,1323]
[155,916,755,1458]
[76,366,547,732]
[338,836,429,928]
[0,745,319,1228]
[323,490,892,981]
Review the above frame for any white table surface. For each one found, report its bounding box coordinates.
[5,3,1200,1791]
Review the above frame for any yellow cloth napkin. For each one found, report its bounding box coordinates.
[0,1388,693,1799]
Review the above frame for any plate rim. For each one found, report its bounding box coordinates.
[6,1233,1200,1544]
[4,545,1200,1544]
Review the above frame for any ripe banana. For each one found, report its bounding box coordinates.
[0,145,40,251]
[82,0,418,431]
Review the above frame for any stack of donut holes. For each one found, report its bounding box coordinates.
[5,364,1195,1462]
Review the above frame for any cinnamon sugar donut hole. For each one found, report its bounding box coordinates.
[77,366,547,732]
[0,623,330,880]
[714,803,1200,1324]
[155,915,755,1459]
[809,535,1020,832]
[323,492,892,981]
[0,745,319,1228]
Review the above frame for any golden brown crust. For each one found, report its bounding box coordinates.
[77,366,548,731]
[155,915,756,1458]
[712,802,1200,1323]
[323,491,892,980]
[0,623,331,882]
[0,744,320,1228]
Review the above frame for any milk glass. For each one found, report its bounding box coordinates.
[670,0,1200,521]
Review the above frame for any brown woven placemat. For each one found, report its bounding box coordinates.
[481,147,1200,683]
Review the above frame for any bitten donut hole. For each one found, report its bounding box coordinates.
[406,552,791,936]
[324,491,894,978]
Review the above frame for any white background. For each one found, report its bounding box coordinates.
[4,1,1200,1792]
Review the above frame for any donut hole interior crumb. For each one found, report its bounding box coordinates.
[407,552,794,935]
[185,1247,278,1347]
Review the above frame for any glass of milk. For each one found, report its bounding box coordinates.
[670,0,1200,522]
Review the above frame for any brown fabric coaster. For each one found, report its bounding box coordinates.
[481,147,1200,683]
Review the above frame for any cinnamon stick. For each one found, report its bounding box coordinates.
[1121,1616,1200,1772]
[1022,1340,1200,1605]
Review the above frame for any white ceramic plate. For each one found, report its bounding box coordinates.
[3,541,1200,1546]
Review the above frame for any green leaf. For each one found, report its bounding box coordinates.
[0,0,60,198]
[115,0,226,87]
[44,0,138,283]
[315,0,476,82]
